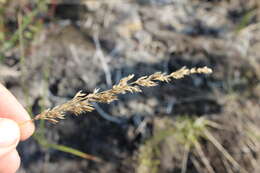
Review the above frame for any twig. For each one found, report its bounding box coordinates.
[93,32,112,87]
[92,103,124,124]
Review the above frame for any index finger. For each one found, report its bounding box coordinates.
[0,84,35,140]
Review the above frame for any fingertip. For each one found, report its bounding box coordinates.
[0,83,32,122]
[20,120,35,141]
[0,149,21,173]
[0,84,35,140]
[0,118,20,156]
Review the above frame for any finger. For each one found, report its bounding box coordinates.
[0,84,35,140]
[0,150,21,173]
[0,118,20,157]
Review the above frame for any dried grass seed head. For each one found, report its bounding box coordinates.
[34,66,213,123]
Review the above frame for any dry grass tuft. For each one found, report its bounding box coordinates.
[31,66,212,123]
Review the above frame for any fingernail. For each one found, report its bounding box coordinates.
[0,118,20,148]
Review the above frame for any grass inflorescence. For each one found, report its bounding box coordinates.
[29,66,212,124]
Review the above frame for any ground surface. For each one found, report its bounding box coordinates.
[0,0,260,173]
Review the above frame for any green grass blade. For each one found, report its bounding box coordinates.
[34,132,101,162]
[45,143,102,162]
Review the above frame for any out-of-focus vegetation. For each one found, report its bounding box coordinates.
[0,0,47,60]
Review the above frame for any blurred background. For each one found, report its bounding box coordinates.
[0,0,260,172]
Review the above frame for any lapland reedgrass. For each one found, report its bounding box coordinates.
[21,66,212,124]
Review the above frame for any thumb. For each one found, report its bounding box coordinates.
[0,118,20,157]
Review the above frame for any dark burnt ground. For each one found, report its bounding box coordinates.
[0,0,260,172]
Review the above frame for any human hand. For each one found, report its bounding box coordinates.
[0,84,35,173]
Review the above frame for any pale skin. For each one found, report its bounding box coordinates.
[0,84,35,173]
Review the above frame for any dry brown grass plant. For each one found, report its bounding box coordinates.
[22,66,212,124]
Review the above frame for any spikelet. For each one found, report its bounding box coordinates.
[33,66,212,123]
